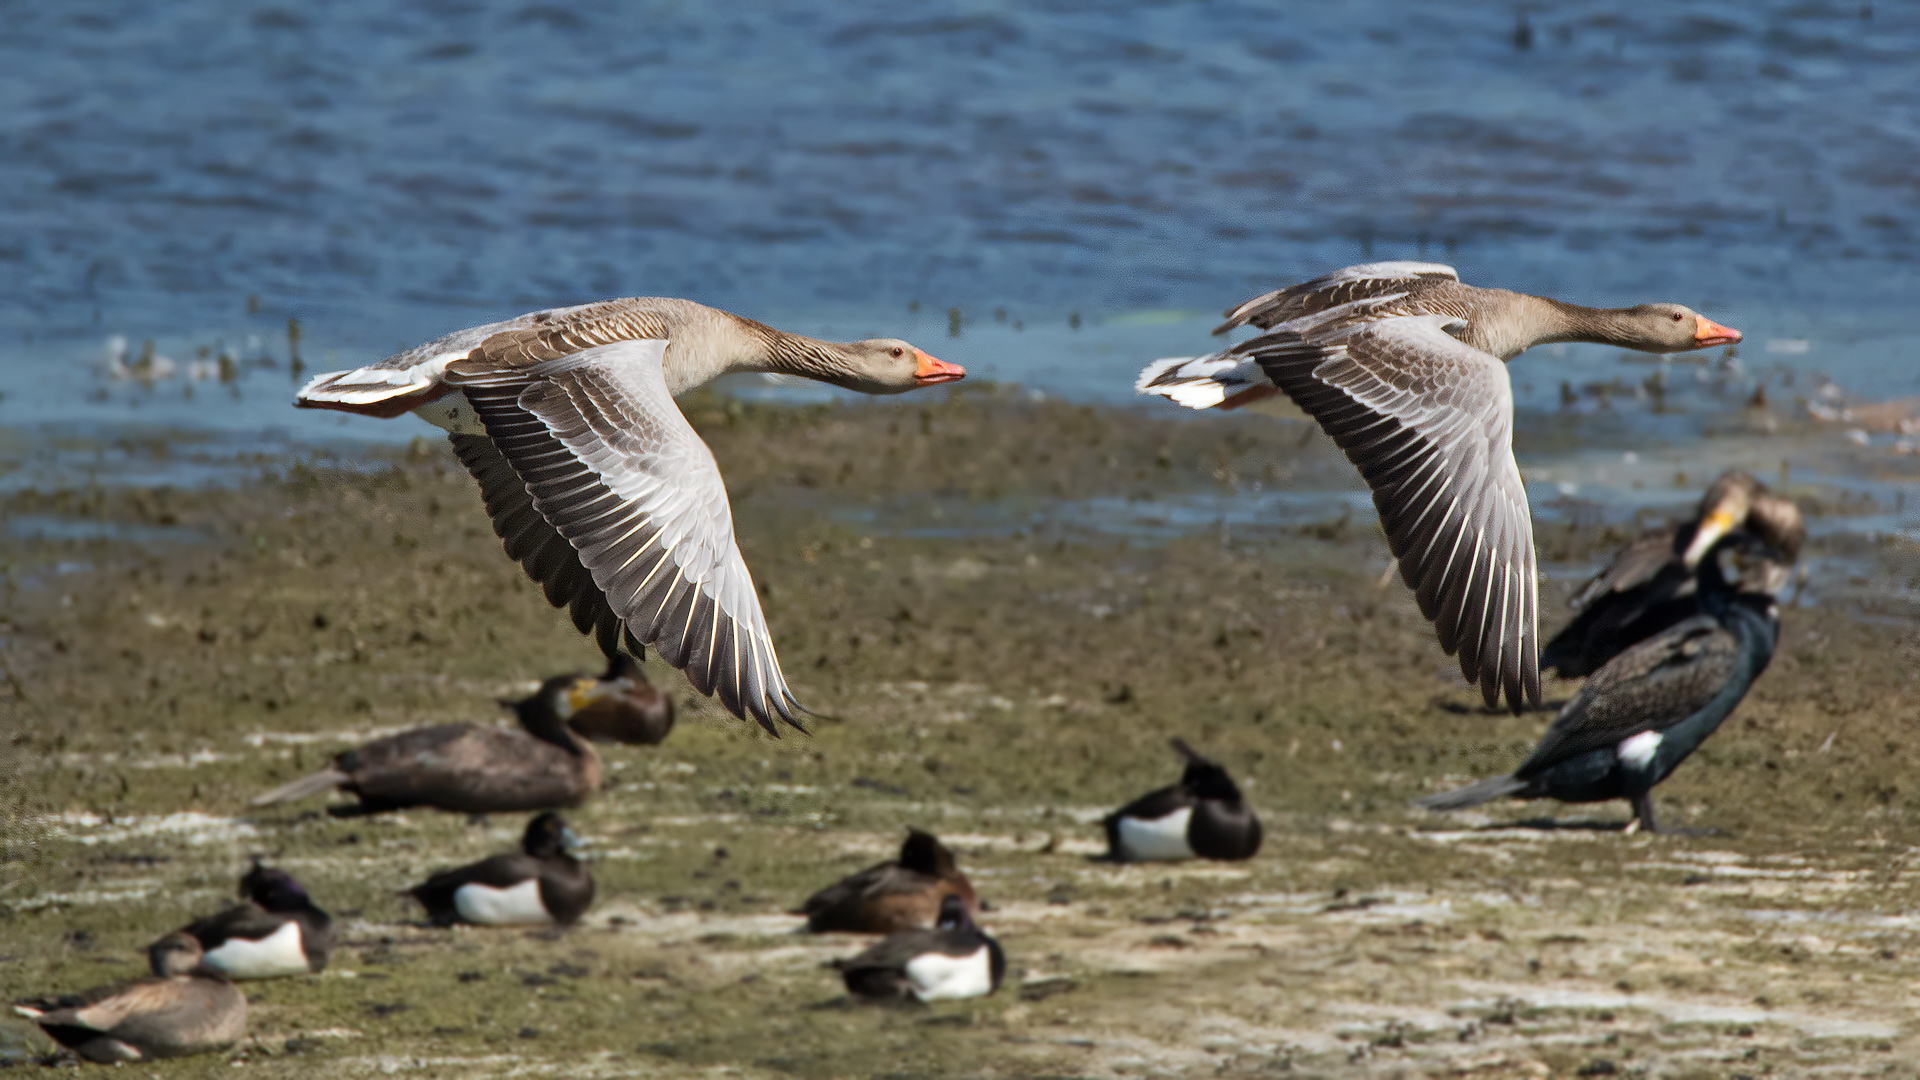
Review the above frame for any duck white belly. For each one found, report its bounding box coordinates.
[200,921,309,979]
[1116,807,1195,861]
[454,879,551,925]
[904,946,994,1001]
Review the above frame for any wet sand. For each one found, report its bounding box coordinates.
[4,387,1920,1077]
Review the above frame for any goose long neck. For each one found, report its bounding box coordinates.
[764,330,857,385]
[669,315,851,393]
[1527,297,1651,350]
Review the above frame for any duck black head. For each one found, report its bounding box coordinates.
[934,893,975,933]
[523,812,580,859]
[148,932,206,978]
[898,829,958,877]
[240,860,313,912]
[1172,739,1244,803]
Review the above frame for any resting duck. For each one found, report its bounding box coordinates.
[1543,470,1803,678]
[563,653,675,745]
[250,672,618,816]
[1416,537,1785,833]
[296,297,964,733]
[1104,739,1262,862]
[14,933,246,1063]
[1138,262,1742,712]
[797,828,978,934]
[175,861,333,979]
[406,812,595,927]
[832,894,1005,1004]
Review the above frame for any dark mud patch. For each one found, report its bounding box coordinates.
[3,387,1919,1077]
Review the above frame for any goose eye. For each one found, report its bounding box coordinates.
[890,347,904,358]
[1671,312,1685,322]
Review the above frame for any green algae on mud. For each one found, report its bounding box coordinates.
[3,386,1920,1077]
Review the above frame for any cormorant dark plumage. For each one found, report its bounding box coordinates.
[1543,470,1802,679]
[250,673,618,816]
[1418,540,1786,833]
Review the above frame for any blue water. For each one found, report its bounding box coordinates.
[1,0,1916,548]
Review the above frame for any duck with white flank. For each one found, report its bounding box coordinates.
[798,828,978,934]
[174,861,333,980]
[1105,739,1262,862]
[406,812,594,927]
[832,895,1005,1004]
[13,933,246,1064]
[1137,263,1742,712]
[1416,537,1786,833]
[563,653,675,745]
[296,298,964,733]
[250,672,621,816]
[1543,470,1803,679]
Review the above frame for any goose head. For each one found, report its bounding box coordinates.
[1619,304,1743,353]
[824,339,965,394]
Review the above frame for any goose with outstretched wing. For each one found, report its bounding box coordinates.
[1138,263,1741,712]
[298,297,963,732]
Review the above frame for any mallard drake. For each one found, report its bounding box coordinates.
[1543,470,1803,678]
[175,861,333,979]
[296,297,963,733]
[1105,739,1262,862]
[833,895,1005,1004]
[13,933,246,1063]
[563,653,675,745]
[1138,262,1742,711]
[1417,538,1786,833]
[406,812,594,927]
[797,829,978,934]
[250,672,618,816]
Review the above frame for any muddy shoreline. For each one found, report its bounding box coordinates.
[4,387,1919,1077]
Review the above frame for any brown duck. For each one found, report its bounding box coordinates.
[14,934,246,1063]
[250,672,616,816]
[797,829,978,934]
[1139,262,1742,712]
[296,297,964,733]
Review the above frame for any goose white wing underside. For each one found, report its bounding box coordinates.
[1245,313,1540,711]
[447,339,802,733]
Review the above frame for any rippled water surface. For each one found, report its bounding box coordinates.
[2,0,1917,537]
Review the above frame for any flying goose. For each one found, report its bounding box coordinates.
[797,828,979,934]
[297,297,963,732]
[1542,470,1803,678]
[250,671,618,816]
[14,934,246,1063]
[832,894,1005,1004]
[1104,739,1262,862]
[1417,536,1786,833]
[175,861,333,979]
[406,812,594,927]
[1138,262,1742,711]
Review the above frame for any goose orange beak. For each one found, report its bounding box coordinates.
[913,350,966,385]
[1693,315,1742,348]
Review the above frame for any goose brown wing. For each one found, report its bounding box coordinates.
[1244,313,1540,711]
[1519,615,1740,775]
[445,339,802,733]
[1216,261,1459,334]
